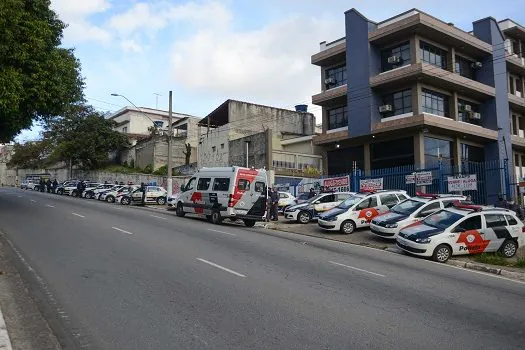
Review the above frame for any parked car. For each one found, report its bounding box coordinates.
[101,185,138,203]
[84,184,117,199]
[55,181,78,195]
[119,186,167,206]
[278,192,296,213]
[81,183,102,197]
[27,182,40,191]
[370,193,466,240]
[174,166,268,227]
[284,192,354,224]
[20,181,30,189]
[294,192,311,205]
[396,202,525,263]
[167,192,182,210]
[318,190,409,234]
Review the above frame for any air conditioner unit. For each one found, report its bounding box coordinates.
[379,105,393,113]
[470,112,481,120]
[470,61,483,69]
[463,104,472,112]
[324,77,335,85]
[387,55,401,64]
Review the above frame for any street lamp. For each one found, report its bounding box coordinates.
[111,93,159,128]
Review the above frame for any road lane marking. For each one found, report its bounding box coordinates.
[208,229,236,236]
[150,214,167,220]
[112,227,133,235]
[329,261,386,278]
[30,199,36,203]
[46,204,55,208]
[17,195,22,198]
[71,213,85,218]
[196,258,246,278]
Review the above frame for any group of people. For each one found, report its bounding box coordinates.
[37,178,59,193]
[267,187,318,221]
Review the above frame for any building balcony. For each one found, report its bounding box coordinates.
[369,10,492,57]
[372,113,498,143]
[370,63,496,100]
[506,55,525,74]
[511,135,525,151]
[312,129,348,145]
[311,38,346,67]
[312,84,347,107]
[509,93,525,114]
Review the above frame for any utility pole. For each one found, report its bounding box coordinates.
[167,91,173,198]
[153,93,161,109]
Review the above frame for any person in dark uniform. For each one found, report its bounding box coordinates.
[52,179,58,194]
[308,188,316,199]
[140,182,146,206]
[39,178,45,192]
[270,188,279,221]
[45,179,51,193]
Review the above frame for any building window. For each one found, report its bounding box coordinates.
[327,105,347,130]
[424,137,453,168]
[461,144,484,163]
[455,56,476,80]
[381,42,411,72]
[381,89,412,118]
[457,99,481,126]
[324,65,347,89]
[220,143,224,149]
[517,77,523,96]
[122,127,128,133]
[510,76,516,94]
[422,89,449,117]
[327,146,364,175]
[371,137,414,169]
[420,41,448,69]
[212,146,216,152]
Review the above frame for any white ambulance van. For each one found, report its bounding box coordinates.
[175,166,268,227]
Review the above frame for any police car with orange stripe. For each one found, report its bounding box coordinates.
[317,190,409,234]
[370,192,466,240]
[396,201,525,263]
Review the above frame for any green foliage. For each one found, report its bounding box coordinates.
[7,141,49,168]
[102,165,139,174]
[472,252,525,268]
[0,0,84,142]
[153,165,168,176]
[45,104,130,170]
[143,164,153,174]
[304,166,321,176]
[122,160,129,168]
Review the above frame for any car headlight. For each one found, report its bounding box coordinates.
[324,216,338,222]
[415,237,431,244]
[286,208,296,212]
[385,223,398,228]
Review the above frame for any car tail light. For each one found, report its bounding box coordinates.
[521,226,525,233]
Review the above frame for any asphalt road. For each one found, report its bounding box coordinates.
[1,187,525,350]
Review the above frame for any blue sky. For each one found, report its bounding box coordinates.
[16,0,525,142]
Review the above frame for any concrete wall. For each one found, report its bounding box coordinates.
[135,136,198,171]
[198,129,229,168]
[228,131,270,169]
[135,139,155,169]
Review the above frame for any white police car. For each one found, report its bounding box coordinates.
[396,202,525,263]
[370,193,466,240]
[284,192,354,224]
[318,190,409,234]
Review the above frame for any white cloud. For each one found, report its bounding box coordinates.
[170,12,341,120]
[121,39,143,53]
[50,0,112,44]
[108,1,231,37]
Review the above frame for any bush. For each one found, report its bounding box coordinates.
[143,164,153,174]
[130,159,135,168]
[123,160,129,168]
[153,165,168,176]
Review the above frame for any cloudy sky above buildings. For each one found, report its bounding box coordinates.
[16,0,525,141]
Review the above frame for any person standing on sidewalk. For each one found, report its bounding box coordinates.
[270,188,279,221]
[308,188,316,199]
[140,182,146,206]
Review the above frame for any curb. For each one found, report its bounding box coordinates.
[0,306,13,350]
[263,224,525,281]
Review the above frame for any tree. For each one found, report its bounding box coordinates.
[45,104,130,169]
[0,0,84,142]
[7,141,49,169]
[183,143,192,165]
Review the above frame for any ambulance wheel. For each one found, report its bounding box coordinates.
[432,244,452,263]
[500,239,518,258]
[211,211,222,225]
[341,220,356,234]
[176,203,185,217]
[298,211,311,224]
[206,215,212,222]
[243,219,255,227]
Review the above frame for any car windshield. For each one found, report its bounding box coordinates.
[391,199,426,215]
[337,195,364,209]
[423,209,464,229]
[306,194,324,204]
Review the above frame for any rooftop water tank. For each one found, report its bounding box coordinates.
[295,104,308,113]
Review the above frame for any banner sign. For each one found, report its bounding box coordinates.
[360,178,383,191]
[406,171,433,185]
[323,176,350,192]
[447,174,477,192]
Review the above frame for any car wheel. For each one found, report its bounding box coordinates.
[341,220,356,234]
[57,189,63,195]
[243,219,256,227]
[71,190,77,197]
[121,197,131,205]
[500,239,518,258]
[106,195,115,203]
[211,211,222,225]
[432,244,452,263]
[176,203,186,217]
[157,197,166,205]
[298,211,311,224]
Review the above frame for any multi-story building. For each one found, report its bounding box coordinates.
[312,8,525,200]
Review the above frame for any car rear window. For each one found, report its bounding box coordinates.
[505,215,518,226]
[238,179,250,191]
[213,178,230,191]
[485,214,508,228]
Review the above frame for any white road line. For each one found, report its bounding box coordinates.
[71,213,85,218]
[45,204,55,208]
[30,199,36,203]
[17,195,22,198]
[150,214,167,220]
[196,258,246,278]
[329,261,386,278]
[207,229,236,236]
[112,227,133,235]
[0,300,13,350]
